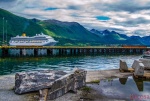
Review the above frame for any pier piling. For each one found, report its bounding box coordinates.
[0,46,149,57]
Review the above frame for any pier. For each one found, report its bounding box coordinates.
[0,46,149,57]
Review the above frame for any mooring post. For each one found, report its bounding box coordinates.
[61,49,64,55]
[47,49,53,55]
[77,48,80,54]
[101,49,105,54]
[112,49,115,54]
[133,49,136,54]
[70,49,72,55]
[85,48,88,54]
[59,49,61,55]
[140,49,143,54]
[73,49,76,55]
[105,48,108,54]
[126,49,129,54]
[96,49,99,54]
[123,49,126,54]
[34,49,38,56]
[64,49,67,55]
[92,49,94,54]
[20,49,22,56]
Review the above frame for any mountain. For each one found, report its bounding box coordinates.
[90,29,128,40]
[141,36,150,46]
[90,29,128,44]
[124,36,143,45]
[39,20,103,46]
[90,29,103,35]
[0,8,103,46]
[0,8,150,46]
[0,8,44,43]
[90,29,146,45]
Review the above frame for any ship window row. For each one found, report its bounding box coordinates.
[10,40,48,43]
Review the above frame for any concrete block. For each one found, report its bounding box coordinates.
[132,60,142,69]
[119,60,128,70]
[134,63,144,76]
[139,58,150,69]
[41,69,87,100]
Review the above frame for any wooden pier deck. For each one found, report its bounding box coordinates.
[0,45,149,49]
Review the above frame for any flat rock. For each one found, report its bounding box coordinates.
[15,70,67,94]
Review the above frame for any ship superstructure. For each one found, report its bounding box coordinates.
[9,33,58,46]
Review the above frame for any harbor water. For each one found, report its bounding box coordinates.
[0,55,141,75]
[0,54,149,101]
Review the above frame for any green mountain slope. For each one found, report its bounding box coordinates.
[0,9,103,46]
[0,8,147,46]
[0,8,44,43]
[39,20,102,46]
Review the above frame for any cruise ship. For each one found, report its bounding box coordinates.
[9,33,58,46]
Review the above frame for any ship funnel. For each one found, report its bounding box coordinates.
[22,32,26,37]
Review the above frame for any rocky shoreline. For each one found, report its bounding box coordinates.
[0,69,135,101]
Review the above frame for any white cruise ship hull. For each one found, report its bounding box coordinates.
[9,33,58,46]
[9,42,57,46]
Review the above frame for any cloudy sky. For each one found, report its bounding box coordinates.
[1,0,150,36]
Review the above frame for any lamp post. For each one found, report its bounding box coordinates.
[6,20,7,44]
[3,17,4,44]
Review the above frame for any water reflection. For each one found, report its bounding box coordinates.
[119,77,150,92]
[133,77,145,92]
[88,77,150,100]
[119,77,128,85]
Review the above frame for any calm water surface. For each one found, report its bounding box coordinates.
[88,77,150,100]
[0,55,141,75]
[0,55,149,100]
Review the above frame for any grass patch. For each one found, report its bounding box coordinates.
[90,80,100,84]
[81,86,92,92]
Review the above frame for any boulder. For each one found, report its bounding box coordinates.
[14,69,87,100]
[14,70,67,94]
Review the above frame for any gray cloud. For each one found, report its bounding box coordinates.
[94,0,150,13]
[0,0,16,2]
[68,5,81,10]
[115,17,150,27]
[0,0,22,8]
[0,0,150,36]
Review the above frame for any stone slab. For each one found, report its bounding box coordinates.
[15,70,67,94]
[39,69,86,100]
